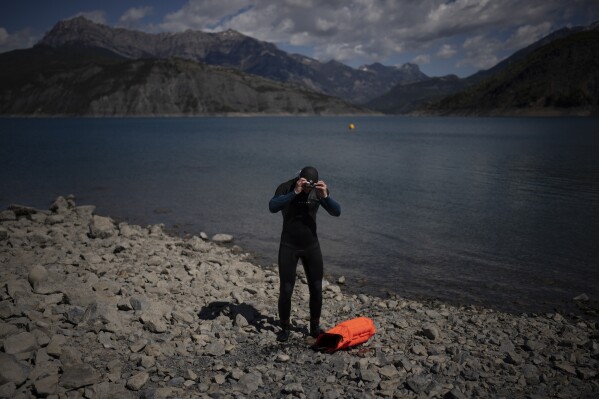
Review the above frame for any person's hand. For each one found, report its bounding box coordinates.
[315,180,328,198]
[295,178,307,194]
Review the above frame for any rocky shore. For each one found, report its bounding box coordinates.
[1,196,597,398]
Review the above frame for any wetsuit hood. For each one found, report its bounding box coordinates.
[299,166,319,183]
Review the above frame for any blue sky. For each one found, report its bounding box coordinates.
[1,0,598,77]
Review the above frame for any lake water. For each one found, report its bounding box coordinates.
[1,116,598,315]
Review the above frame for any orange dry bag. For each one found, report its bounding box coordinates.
[313,317,376,353]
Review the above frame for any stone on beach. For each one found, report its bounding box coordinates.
[212,233,234,243]
[0,196,597,399]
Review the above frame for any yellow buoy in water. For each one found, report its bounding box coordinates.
[348,123,355,131]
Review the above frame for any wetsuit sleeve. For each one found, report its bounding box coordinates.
[269,190,297,213]
[319,195,341,217]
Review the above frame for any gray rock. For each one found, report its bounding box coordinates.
[378,364,399,379]
[204,341,226,357]
[139,355,155,369]
[0,227,8,241]
[421,325,440,340]
[60,364,101,389]
[234,313,249,327]
[359,369,381,384]
[60,346,83,367]
[66,306,86,324]
[45,214,65,225]
[50,196,70,213]
[28,265,48,291]
[0,210,17,222]
[0,301,13,319]
[140,313,168,333]
[504,351,523,365]
[212,233,233,243]
[8,204,37,217]
[46,335,67,357]
[34,374,60,396]
[130,339,149,353]
[522,364,540,383]
[0,353,28,385]
[282,382,305,395]
[573,293,589,302]
[3,331,37,354]
[129,296,148,311]
[126,371,149,391]
[89,215,116,239]
[237,373,262,393]
[6,279,31,299]
[0,382,16,398]
[444,388,468,399]
[75,205,95,220]
[406,374,430,394]
[555,362,577,375]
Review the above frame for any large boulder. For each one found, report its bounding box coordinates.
[89,215,116,239]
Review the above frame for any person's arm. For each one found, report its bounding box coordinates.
[319,195,341,216]
[314,180,341,217]
[269,191,297,213]
[269,178,305,213]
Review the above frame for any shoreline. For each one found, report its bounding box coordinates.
[0,196,597,398]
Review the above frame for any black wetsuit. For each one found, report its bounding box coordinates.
[269,178,341,323]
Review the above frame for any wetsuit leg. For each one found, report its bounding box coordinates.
[278,244,300,322]
[300,244,324,321]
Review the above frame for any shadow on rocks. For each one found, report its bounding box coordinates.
[198,301,277,333]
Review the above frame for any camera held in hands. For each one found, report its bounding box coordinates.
[303,180,317,189]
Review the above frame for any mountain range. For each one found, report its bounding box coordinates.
[38,17,428,104]
[1,17,598,116]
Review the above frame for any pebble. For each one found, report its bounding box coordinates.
[0,196,596,399]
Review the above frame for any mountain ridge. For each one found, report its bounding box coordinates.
[37,16,428,104]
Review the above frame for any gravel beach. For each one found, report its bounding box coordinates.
[0,196,597,398]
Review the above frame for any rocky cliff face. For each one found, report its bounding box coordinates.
[0,47,368,116]
[37,17,428,104]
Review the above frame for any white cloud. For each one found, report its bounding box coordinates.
[0,28,8,43]
[0,26,39,53]
[457,35,501,69]
[120,6,154,24]
[155,0,599,70]
[437,44,456,59]
[70,10,107,25]
[505,22,552,50]
[413,54,431,65]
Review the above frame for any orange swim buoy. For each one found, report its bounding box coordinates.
[313,317,376,352]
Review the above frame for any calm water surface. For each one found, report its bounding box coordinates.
[1,116,598,315]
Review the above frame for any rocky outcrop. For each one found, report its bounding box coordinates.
[0,196,597,398]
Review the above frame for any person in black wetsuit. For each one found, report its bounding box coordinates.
[269,166,341,342]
